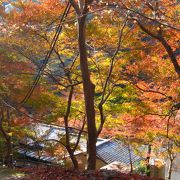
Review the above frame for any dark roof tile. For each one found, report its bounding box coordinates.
[97,141,142,165]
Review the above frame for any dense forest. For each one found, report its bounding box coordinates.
[0,0,179,179]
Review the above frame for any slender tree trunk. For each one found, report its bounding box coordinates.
[137,22,180,77]
[146,144,152,176]
[64,86,79,169]
[158,36,180,77]
[5,137,12,167]
[168,158,173,180]
[0,108,13,167]
[167,139,175,180]
[6,109,13,167]
[127,142,133,173]
[78,7,97,170]
[68,151,78,169]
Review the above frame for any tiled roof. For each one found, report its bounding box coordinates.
[24,123,106,151]
[97,141,143,165]
[18,123,143,166]
[17,148,57,163]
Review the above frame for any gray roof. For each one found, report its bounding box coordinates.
[23,123,108,151]
[18,123,143,166]
[16,148,57,163]
[97,141,142,165]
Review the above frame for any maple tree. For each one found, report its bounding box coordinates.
[0,48,34,166]
[0,1,179,177]
[0,0,85,169]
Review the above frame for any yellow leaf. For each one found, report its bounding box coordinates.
[8,132,13,137]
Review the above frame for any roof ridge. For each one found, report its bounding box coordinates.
[96,138,113,147]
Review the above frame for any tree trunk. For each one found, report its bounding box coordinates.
[146,144,152,176]
[127,142,133,173]
[159,36,180,77]
[68,151,78,169]
[78,8,97,170]
[168,158,173,179]
[5,137,13,167]
[137,22,180,77]
[0,109,13,167]
[64,86,79,169]
[167,140,175,180]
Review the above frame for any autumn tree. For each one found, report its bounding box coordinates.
[0,0,179,173]
[0,0,85,169]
